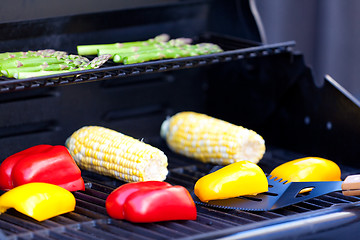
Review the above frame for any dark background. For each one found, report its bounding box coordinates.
[256,0,360,99]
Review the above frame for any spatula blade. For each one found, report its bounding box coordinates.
[191,176,291,211]
[191,193,278,211]
[191,176,344,211]
[270,178,343,210]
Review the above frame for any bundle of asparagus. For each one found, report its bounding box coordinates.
[77,34,171,56]
[77,34,223,65]
[0,49,111,79]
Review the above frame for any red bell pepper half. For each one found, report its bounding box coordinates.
[0,145,85,192]
[106,181,197,223]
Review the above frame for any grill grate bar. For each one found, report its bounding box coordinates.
[196,208,255,225]
[79,224,129,240]
[54,228,101,240]
[73,205,107,220]
[271,205,310,215]
[195,213,238,228]
[61,211,93,223]
[305,198,338,208]
[140,222,198,238]
[108,220,175,240]
[0,212,45,233]
[293,201,324,211]
[329,191,360,202]
[317,194,353,204]
[28,234,53,240]
[48,230,80,240]
[74,191,106,207]
[75,200,107,216]
[49,215,78,225]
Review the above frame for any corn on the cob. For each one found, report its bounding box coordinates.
[65,126,168,182]
[160,112,265,165]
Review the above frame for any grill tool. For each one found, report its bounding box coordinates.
[192,174,360,211]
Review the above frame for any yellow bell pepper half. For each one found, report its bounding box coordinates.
[270,157,342,182]
[194,161,268,202]
[0,182,76,221]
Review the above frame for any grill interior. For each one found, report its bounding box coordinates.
[0,33,359,239]
[1,1,360,239]
[2,143,360,240]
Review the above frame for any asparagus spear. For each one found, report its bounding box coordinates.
[14,70,72,79]
[120,49,181,64]
[0,50,67,60]
[0,53,91,78]
[14,54,111,79]
[0,51,89,70]
[180,43,223,55]
[1,63,71,78]
[0,57,65,69]
[97,37,194,59]
[97,43,169,58]
[77,34,170,55]
[113,43,223,64]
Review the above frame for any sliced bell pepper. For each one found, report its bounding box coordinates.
[106,181,171,219]
[106,181,197,223]
[270,157,342,182]
[194,160,268,202]
[0,145,85,191]
[0,182,76,221]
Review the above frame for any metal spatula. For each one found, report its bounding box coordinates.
[192,174,360,211]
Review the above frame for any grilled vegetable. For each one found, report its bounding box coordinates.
[97,42,173,58]
[194,161,268,202]
[97,37,192,60]
[106,181,172,219]
[270,157,342,182]
[0,49,67,60]
[3,63,71,78]
[0,52,86,70]
[0,182,76,221]
[161,111,265,165]
[0,52,88,77]
[12,54,111,79]
[78,34,222,65]
[0,56,64,71]
[0,48,111,79]
[77,33,171,55]
[113,43,223,64]
[0,145,85,192]
[106,181,196,222]
[65,126,168,182]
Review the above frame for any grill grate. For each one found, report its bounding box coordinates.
[0,34,294,93]
[1,146,360,239]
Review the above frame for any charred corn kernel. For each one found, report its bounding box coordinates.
[0,182,75,221]
[194,161,268,202]
[160,112,265,165]
[65,126,168,182]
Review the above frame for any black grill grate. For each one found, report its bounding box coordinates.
[1,146,360,240]
[0,33,294,93]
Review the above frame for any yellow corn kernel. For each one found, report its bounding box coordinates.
[161,112,265,165]
[65,126,168,182]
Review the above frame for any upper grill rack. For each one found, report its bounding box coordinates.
[0,36,294,93]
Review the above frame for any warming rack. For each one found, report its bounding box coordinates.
[0,39,294,93]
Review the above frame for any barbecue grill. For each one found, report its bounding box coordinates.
[1,0,360,239]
